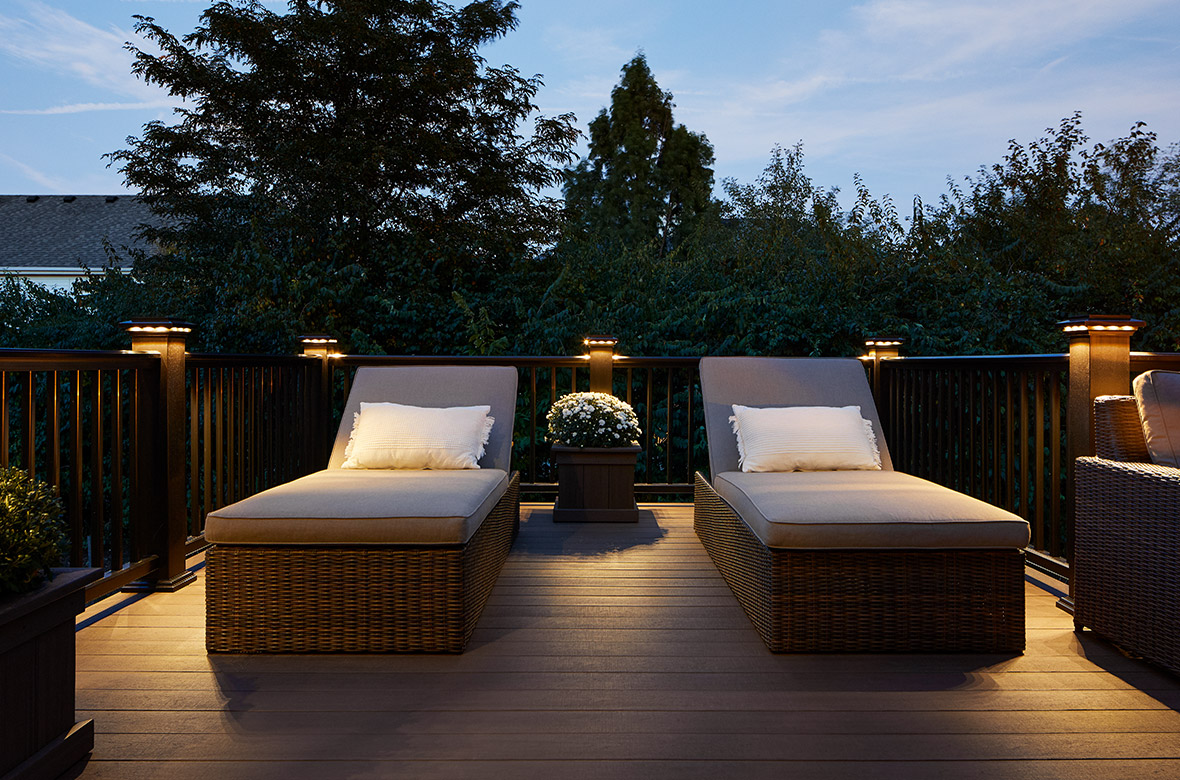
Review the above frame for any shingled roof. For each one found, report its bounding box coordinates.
[0,194,160,270]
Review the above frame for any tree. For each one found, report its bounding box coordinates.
[105,0,578,352]
[914,114,1180,352]
[563,54,716,252]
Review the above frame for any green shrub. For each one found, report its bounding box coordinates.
[0,467,65,596]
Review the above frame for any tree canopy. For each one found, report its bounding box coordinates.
[99,0,578,352]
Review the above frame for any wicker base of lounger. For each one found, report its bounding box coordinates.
[205,472,519,654]
[694,474,1025,653]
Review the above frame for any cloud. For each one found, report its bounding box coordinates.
[541,23,634,68]
[0,100,177,115]
[0,1,162,101]
[676,0,1180,182]
[0,152,68,191]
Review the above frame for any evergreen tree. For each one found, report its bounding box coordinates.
[103,0,578,352]
[563,54,715,252]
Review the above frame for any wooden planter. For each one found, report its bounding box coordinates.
[552,444,640,522]
[0,568,100,780]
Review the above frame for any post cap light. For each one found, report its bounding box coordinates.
[1058,315,1144,336]
[583,336,619,348]
[864,337,905,348]
[121,318,195,334]
[299,334,338,345]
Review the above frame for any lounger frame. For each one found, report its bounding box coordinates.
[206,472,519,653]
[694,474,1025,653]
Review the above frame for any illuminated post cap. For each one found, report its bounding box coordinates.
[299,333,338,359]
[1058,314,1144,336]
[120,318,195,335]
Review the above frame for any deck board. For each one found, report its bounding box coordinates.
[70,504,1180,778]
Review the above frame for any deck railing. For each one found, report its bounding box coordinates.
[2,315,1171,599]
[875,355,1070,566]
[0,349,161,596]
[326,355,702,496]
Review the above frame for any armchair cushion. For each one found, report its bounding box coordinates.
[1133,370,1180,468]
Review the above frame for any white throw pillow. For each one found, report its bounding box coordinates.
[341,402,494,470]
[730,405,882,472]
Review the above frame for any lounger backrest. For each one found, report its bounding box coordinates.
[699,357,893,477]
[327,365,518,471]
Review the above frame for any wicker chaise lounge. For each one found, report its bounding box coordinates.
[203,365,520,653]
[694,357,1029,653]
[1074,372,1180,675]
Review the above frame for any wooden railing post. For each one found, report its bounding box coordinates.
[584,336,618,395]
[122,319,197,592]
[864,336,904,401]
[1058,314,1143,612]
[300,334,337,467]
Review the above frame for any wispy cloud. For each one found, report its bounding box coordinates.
[0,152,67,191]
[0,0,162,101]
[652,0,1180,205]
[753,0,1177,97]
[541,23,635,68]
[1,100,177,116]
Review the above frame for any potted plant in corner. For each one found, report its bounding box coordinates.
[0,466,100,779]
[547,392,643,522]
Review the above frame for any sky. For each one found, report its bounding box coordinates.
[1,0,1179,212]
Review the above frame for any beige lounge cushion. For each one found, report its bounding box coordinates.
[1133,370,1180,468]
[204,469,508,546]
[712,471,1030,549]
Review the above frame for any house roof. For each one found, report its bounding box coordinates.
[0,194,160,270]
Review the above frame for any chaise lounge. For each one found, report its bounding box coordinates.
[203,365,520,653]
[694,357,1030,653]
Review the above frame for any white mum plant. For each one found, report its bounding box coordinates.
[547,392,642,448]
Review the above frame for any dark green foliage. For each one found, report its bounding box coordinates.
[4,97,1176,358]
[93,0,577,353]
[0,467,65,596]
[909,114,1180,353]
[564,54,717,252]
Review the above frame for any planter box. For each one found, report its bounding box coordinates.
[1,568,101,780]
[552,445,640,523]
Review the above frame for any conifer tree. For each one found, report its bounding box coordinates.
[564,54,715,252]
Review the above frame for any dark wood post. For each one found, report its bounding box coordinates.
[122,319,197,592]
[1058,314,1143,614]
[585,336,618,395]
[300,334,337,468]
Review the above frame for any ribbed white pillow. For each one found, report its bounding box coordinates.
[730,405,881,472]
[341,402,494,470]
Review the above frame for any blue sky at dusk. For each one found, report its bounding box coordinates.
[1,0,1178,211]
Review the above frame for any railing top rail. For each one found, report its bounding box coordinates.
[332,354,589,368]
[1131,351,1180,367]
[882,354,1068,369]
[613,356,702,368]
[332,354,707,370]
[186,353,315,368]
[0,348,159,371]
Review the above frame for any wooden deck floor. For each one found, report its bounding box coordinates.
[71,504,1180,779]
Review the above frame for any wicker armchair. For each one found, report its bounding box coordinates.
[1073,395,1180,675]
